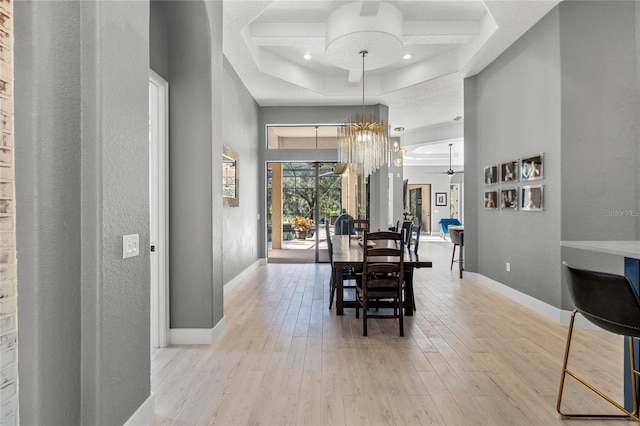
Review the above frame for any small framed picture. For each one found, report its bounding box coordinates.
[484,190,498,209]
[501,161,518,183]
[435,192,447,206]
[500,188,518,210]
[484,165,499,185]
[521,154,544,181]
[521,185,544,211]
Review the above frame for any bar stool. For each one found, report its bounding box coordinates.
[557,262,640,420]
[450,228,462,270]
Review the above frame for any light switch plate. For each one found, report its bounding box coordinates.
[123,234,139,259]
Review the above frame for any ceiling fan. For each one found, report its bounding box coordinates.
[442,143,464,176]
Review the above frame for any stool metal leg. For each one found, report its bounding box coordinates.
[557,309,640,420]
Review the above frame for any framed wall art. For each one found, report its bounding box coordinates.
[500,188,518,210]
[484,165,499,185]
[521,185,544,211]
[223,145,239,207]
[501,160,518,183]
[435,192,447,206]
[484,190,498,209]
[520,154,543,181]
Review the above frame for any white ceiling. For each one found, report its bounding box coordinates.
[223,0,560,166]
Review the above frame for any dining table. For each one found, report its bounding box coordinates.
[331,234,433,316]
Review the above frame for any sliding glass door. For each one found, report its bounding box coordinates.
[267,162,341,264]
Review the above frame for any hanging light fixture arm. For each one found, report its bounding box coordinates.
[361,50,367,122]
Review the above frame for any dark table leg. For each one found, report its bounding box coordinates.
[459,231,465,279]
[336,267,344,316]
[404,268,415,316]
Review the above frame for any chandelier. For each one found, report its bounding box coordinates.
[392,126,407,167]
[338,51,389,177]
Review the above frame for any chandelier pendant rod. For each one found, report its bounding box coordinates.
[361,50,367,124]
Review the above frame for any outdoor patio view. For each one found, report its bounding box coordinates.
[267,162,343,263]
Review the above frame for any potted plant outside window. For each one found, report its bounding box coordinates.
[291,216,313,240]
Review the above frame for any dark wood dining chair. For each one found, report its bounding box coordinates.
[404,224,420,312]
[408,224,421,253]
[557,262,640,420]
[352,218,369,237]
[326,223,361,309]
[401,221,412,246]
[355,230,405,336]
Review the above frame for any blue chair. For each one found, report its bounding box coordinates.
[438,218,462,239]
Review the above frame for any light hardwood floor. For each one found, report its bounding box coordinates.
[151,241,629,425]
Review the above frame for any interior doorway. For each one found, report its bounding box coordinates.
[406,184,431,234]
[409,188,422,226]
[149,70,169,348]
[449,182,463,222]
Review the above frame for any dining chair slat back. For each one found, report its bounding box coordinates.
[355,230,405,336]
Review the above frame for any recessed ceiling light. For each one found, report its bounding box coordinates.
[303,54,312,60]
[403,54,412,60]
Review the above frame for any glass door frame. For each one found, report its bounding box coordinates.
[266,161,340,264]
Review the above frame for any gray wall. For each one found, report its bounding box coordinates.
[389,159,404,231]
[558,1,639,308]
[474,6,562,307]
[149,0,169,81]
[15,1,151,424]
[207,0,225,326]
[152,1,223,329]
[15,2,82,424]
[464,1,639,309]
[222,59,261,282]
[560,1,639,242]
[463,78,479,273]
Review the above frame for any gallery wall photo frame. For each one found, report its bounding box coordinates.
[484,190,498,209]
[520,153,544,181]
[501,160,519,183]
[521,185,544,211]
[500,188,519,210]
[223,145,239,207]
[435,192,447,206]
[484,164,499,185]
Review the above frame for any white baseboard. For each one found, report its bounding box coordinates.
[169,316,226,345]
[464,272,600,330]
[124,392,155,426]
[224,258,266,295]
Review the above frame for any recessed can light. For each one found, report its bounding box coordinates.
[403,54,412,60]
[304,54,312,60]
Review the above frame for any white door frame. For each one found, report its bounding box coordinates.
[149,70,169,348]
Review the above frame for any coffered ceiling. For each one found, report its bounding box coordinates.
[223,0,560,166]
